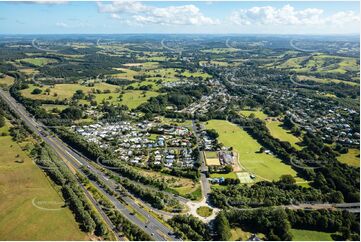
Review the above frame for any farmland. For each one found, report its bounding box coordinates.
[18,57,58,67]
[205,120,304,182]
[240,110,302,150]
[0,127,88,240]
[21,82,119,101]
[0,75,15,88]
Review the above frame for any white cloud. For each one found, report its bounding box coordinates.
[97,1,219,26]
[55,22,68,28]
[31,1,68,4]
[230,4,359,26]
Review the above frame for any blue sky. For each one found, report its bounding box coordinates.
[0,1,359,34]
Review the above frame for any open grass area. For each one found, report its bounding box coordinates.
[210,172,238,179]
[205,151,218,158]
[112,67,139,80]
[240,109,268,120]
[196,206,213,218]
[338,149,360,167]
[266,120,302,150]
[136,168,200,198]
[278,54,359,75]
[298,75,359,86]
[0,74,15,87]
[158,117,193,128]
[41,104,68,112]
[19,57,58,67]
[181,70,212,79]
[120,90,159,109]
[290,229,333,241]
[229,227,265,241]
[240,110,302,150]
[0,128,88,240]
[204,120,304,182]
[21,82,119,101]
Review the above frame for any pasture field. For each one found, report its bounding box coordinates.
[112,67,139,80]
[21,82,119,101]
[298,75,359,86]
[19,57,58,67]
[120,90,159,109]
[277,54,358,75]
[20,68,38,75]
[290,229,333,241]
[338,148,360,167]
[0,129,87,240]
[266,120,302,150]
[127,80,161,90]
[240,109,268,120]
[136,168,200,197]
[199,60,230,66]
[0,74,15,87]
[229,228,265,241]
[204,120,304,182]
[240,110,302,150]
[159,117,193,127]
[181,70,212,79]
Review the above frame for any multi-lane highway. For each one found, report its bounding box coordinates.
[0,89,178,241]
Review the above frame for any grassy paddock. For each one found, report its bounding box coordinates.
[240,110,302,150]
[0,74,15,87]
[0,130,87,240]
[205,120,304,182]
[196,206,213,218]
[290,229,333,241]
[21,82,119,101]
[19,57,58,67]
[338,149,360,167]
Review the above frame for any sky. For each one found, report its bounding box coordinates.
[0,1,360,34]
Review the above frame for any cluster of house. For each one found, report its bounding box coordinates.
[162,80,198,88]
[218,151,234,165]
[73,121,197,168]
[286,104,360,147]
[200,132,218,151]
[208,177,226,184]
[262,87,359,147]
[151,148,195,168]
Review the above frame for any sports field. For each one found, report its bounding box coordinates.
[204,151,221,166]
[236,172,254,183]
[0,127,87,240]
[205,120,304,182]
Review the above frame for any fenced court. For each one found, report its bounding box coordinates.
[204,151,221,166]
[237,172,254,184]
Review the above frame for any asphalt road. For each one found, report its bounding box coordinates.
[0,89,178,241]
[191,120,210,199]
